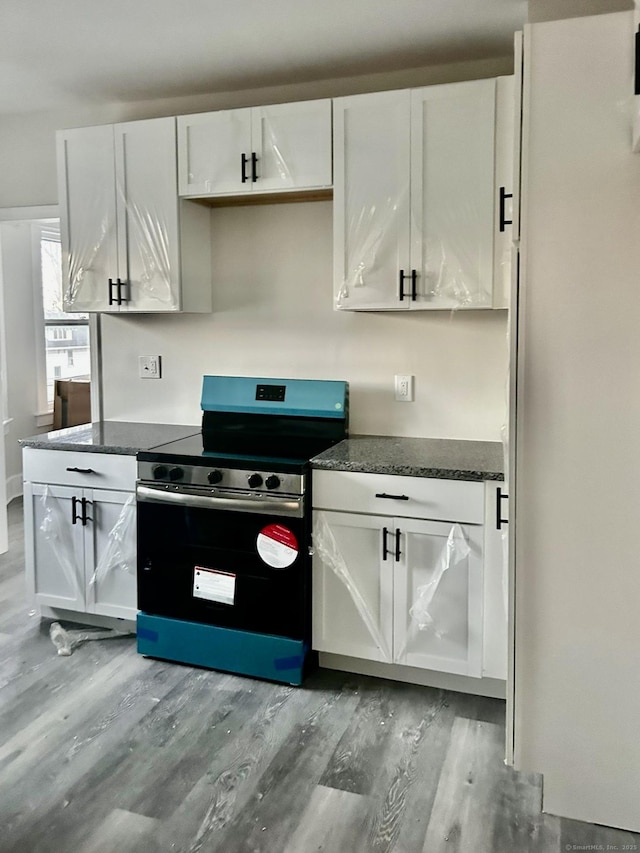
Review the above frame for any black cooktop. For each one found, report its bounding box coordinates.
[138,433,311,474]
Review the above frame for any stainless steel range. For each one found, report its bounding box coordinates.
[136,375,348,685]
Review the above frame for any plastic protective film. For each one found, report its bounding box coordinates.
[313,512,392,662]
[336,185,409,308]
[88,495,136,591]
[117,181,173,306]
[50,622,132,656]
[39,486,82,598]
[395,523,470,662]
[264,117,295,185]
[66,195,113,307]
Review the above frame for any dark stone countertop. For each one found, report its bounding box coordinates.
[19,421,201,455]
[311,435,504,481]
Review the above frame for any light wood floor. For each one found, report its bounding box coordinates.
[1,498,638,853]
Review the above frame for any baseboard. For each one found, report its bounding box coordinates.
[6,474,23,504]
[319,652,506,699]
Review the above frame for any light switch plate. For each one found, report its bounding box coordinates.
[139,355,162,379]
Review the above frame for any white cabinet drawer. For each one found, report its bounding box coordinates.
[312,469,484,524]
[23,449,136,492]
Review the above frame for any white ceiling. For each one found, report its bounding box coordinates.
[0,0,527,115]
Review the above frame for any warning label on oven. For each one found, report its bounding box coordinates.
[193,567,236,606]
[256,524,299,569]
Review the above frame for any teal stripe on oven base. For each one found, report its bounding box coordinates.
[136,613,310,685]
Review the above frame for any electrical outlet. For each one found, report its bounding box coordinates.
[394,374,414,402]
[139,355,162,379]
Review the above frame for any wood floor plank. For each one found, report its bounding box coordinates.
[421,717,509,852]
[1,668,242,852]
[195,675,361,853]
[359,685,458,853]
[282,784,370,853]
[75,808,160,853]
[319,679,399,795]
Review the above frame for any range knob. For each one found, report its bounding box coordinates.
[208,469,223,485]
[152,465,168,480]
[265,475,281,490]
[168,466,184,482]
[247,473,263,488]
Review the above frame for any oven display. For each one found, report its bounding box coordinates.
[256,384,286,402]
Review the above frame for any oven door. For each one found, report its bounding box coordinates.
[136,487,310,640]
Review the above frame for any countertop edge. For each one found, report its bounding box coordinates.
[311,460,504,482]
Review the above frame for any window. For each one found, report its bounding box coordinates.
[39,225,90,408]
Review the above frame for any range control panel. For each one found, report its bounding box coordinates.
[255,383,286,402]
[138,461,304,496]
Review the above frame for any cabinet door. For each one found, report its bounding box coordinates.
[114,118,181,312]
[410,79,496,310]
[28,484,86,611]
[493,76,515,309]
[393,518,484,677]
[333,91,411,310]
[84,489,137,620]
[312,511,393,662]
[177,109,252,196]
[251,100,332,192]
[482,482,508,679]
[57,125,118,312]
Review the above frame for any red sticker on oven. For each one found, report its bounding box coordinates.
[256,524,299,569]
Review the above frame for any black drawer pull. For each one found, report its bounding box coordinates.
[382,527,390,561]
[66,467,95,474]
[499,186,513,232]
[81,497,92,526]
[395,528,401,561]
[496,486,509,530]
[241,153,249,183]
[71,495,82,525]
[375,493,409,501]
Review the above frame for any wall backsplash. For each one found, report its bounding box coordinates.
[101,200,508,440]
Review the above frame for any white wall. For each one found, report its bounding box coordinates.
[0,222,41,498]
[515,11,640,831]
[101,202,508,438]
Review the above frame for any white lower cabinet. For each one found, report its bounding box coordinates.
[23,450,137,624]
[312,470,506,683]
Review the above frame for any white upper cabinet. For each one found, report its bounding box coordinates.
[58,117,211,313]
[177,99,332,198]
[332,90,412,311]
[178,108,253,196]
[57,125,119,313]
[334,77,514,311]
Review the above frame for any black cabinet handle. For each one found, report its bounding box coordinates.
[635,27,640,96]
[496,486,509,530]
[375,493,409,501]
[499,187,513,232]
[116,277,128,304]
[81,497,92,526]
[382,527,390,561]
[71,495,82,525]
[251,152,258,182]
[395,528,401,561]
[108,277,116,306]
[66,467,95,474]
[398,270,417,301]
[241,153,249,183]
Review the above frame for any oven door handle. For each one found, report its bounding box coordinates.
[136,484,304,518]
